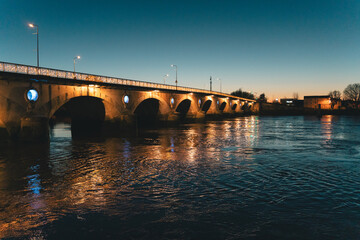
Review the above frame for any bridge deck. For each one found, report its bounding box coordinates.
[0,61,255,102]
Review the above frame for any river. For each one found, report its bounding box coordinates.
[1,115,360,239]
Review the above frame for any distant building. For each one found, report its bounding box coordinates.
[304,95,341,110]
[280,98,304,107]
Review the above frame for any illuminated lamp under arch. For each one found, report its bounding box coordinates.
[123,95,130,104]
[26,89,39,102]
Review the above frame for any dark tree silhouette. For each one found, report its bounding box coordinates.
[343,84,360,101]
[328,90,341,109]
[293,92,299,100]
[231,89,255,100]
[258,93,267,102]
[329,90,341,100]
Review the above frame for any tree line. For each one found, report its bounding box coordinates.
[330,83,360,102]
[231,83,360,103]
[230,89,255,99]
[230,89,268,102]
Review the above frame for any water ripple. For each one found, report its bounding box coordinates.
[1,116,360,239]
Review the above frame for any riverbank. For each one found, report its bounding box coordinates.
[258,102,360,116]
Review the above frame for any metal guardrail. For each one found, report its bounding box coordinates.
[0,61,255,102]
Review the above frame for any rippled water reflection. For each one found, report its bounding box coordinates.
[1,116,360,239]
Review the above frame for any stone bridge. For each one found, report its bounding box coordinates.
[0,62,257,141]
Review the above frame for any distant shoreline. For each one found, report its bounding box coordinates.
[257,102,360,116]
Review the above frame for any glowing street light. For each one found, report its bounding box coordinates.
[163,74,169,84]
[170,64,178,89]
[28,23,39,68]
[73,55,81,76]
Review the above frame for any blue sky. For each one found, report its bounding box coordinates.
[1,0,360,99]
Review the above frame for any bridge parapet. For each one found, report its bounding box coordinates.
[0,61,255,102]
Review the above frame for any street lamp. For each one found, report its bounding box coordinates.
[170,64,178,89]
[163,74,169,84]
[217,78,222,93]
[73,55,81,76]
[28,23,39,68]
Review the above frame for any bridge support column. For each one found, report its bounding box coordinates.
[166,113,179,122]
[194,111,206,119]
[20,116,49,142]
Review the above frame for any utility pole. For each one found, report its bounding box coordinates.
[210,76,212,91]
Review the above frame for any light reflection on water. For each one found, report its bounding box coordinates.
[1,115,360,239]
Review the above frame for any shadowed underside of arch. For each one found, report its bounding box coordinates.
[241,103,251,110]
[134,98,160,127]
[51,96,105,138]
[219,102,227,111]
[202,100,212,113]
[176,99,191,114]
[232,103,237,110]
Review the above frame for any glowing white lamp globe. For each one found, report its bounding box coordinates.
[27,89,39,102]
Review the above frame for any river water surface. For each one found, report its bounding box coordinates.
[1,115,360,239]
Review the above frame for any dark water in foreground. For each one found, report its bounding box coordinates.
[1,115,360,239]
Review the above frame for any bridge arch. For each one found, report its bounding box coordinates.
[202,100,212,113]
[232,103,237,111]
[219,102,227,111]
[133,97,168,126]
[134,98,159,115]
[133,95,170,115]
[51,96,106,137]
[241,102,251,110]
[175,99,191,114]
[175,93,199,112]
[47,86,125,122]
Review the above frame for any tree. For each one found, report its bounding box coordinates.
[293,92,299,100]
[231,88,255,100]
[258,93,267,103]
[329,90,341,109]
[343,84,360,101]
[329,90,341,100]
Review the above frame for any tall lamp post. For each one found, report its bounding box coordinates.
[73,56,81,77]
[28,23,39,68]
[163,74,169,84]
[170,64,177,89]
[217,78,222,93]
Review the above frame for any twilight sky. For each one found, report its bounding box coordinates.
[1,0,360,99]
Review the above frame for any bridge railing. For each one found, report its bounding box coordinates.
[0,61,255,102]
